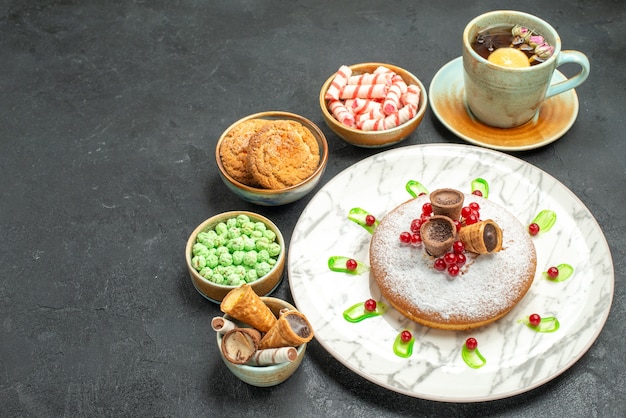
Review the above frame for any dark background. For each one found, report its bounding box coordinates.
[1,1,624,416]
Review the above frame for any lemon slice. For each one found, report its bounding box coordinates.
[487,47,530,68]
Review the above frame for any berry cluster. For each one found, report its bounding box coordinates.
[433,241,467,277]
[398,202,433,246]
[398,199,485,278]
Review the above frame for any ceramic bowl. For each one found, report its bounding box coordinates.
[319,62,428,147]
[186,211,285,303]
[215,111,328,206]
[216,297,307,387]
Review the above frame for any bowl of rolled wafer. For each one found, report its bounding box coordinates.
[215,111,328,206]
[319,62,428,148]
[212,285,313,387]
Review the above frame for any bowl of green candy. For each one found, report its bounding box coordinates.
[185,211,285,303]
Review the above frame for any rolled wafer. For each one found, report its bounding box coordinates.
[211,316,236,334]
[246,347,298,366]
[220,284,277,333]
[220,327,262,364]
[325,65,351,100]
[339,83,388,100]
[459,219,503,254]
[258,310,314,349]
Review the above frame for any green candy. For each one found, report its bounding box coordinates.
[255,237,270,251]
[243,250,258,266]
[257,249,270,263]
[245,269,258,283]
[236,214,250,225]
[268,242,281,257]
[232,250,245,265]
[191,255,206,270]
[219,252,233,266]
[199,267,213,279]
[227,236,245,252]
[228,227,241,240]
[206,254,219,268]
[255,261,271,277]
[263,229,276,242]
[192,243,209,258]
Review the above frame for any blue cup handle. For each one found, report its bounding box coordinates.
[545,50,590,99]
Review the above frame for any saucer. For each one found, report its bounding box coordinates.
[429,57,579,151]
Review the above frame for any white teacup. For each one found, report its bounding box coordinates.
[462,10,590,128]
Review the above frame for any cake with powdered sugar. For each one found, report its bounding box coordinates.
[369,192,537,331]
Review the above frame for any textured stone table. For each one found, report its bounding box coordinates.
[1,1,624,416]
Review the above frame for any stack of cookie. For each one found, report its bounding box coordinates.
[219,119,321,189]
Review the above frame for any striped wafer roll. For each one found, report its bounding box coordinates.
[211,316,236,335]
[373,65,393,74]
[325,65,352,101]
[359,117,385,131]
[328,100,355,127]
[246,347,298,366]
[339,84,388,100]
[390,75,408,93]
[379,104,417,129]
[383,83,403,115]
[347,72,393,86]
[356,107,385,124]
[401,84,421,107]
[350,98,382,115]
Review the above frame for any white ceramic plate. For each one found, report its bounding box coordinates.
[429,57,579,151]
[288,144,613,402]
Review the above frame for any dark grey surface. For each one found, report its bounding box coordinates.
[1,1,624,416]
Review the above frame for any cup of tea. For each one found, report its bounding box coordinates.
[462,10,590,128]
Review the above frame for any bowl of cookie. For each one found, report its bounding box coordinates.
[186,211,285,303]
[319,62,428,148]
[212,288,313,387]
[216,111,329,206]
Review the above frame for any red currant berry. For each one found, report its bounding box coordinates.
[448,264,460,277]
[345,259,358,271]
[411,233,422,245]
[461,206,473,219]
[453,241,465,254]
[364,299,377,312]
[422,203,433,216]
[444,252,457,265]
[465,213,478,225]
[469,202,480,211]
[528,223,540,236]
[418,192,427,197]
[472,190,483,197]
[547,266,559,279]
[434,258,447,271]
[365,214,376,226]
[399,231,412,243]
[454,220,462,232]
[410,218,422,233]
[465,337,478,350]
[528,313,541,327]
[400,330,412,342]
[456,253,466,266]
[472,210,480,220]
[420,213,430,223]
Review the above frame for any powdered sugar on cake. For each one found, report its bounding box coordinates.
[369,193,536,326]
